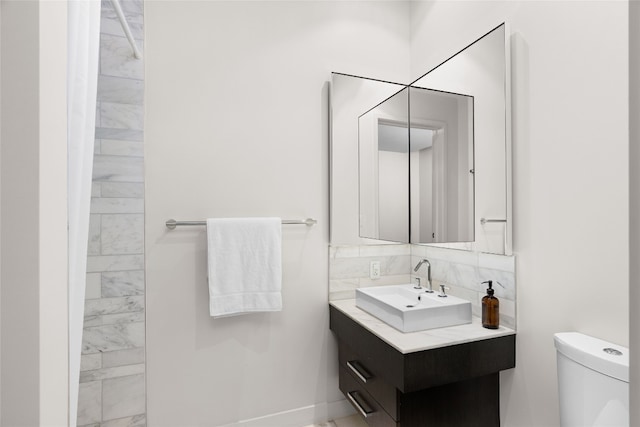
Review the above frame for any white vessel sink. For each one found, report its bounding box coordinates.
[355,284,472,333]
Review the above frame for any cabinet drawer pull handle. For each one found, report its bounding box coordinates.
[346,360,372,383]
[346,391,374,418]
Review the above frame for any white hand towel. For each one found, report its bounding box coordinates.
[207,217,282,318]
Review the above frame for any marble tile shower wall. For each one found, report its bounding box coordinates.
[329,245,516,329]
[78,1,146,426]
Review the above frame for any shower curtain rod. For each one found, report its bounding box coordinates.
[110,0,142,60]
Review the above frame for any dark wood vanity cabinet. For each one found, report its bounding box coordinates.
[330,305,516,427]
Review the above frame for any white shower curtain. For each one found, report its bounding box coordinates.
[68,1,101,425]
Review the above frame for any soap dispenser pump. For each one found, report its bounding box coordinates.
[481,280,499,329]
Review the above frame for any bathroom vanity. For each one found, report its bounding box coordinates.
[330,300,516,427]
[328,21,515,427]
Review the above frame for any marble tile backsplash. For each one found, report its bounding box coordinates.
[329,244,516,329]
[78,1,146,425]
[411,245,516,329]
[329,245,412,300]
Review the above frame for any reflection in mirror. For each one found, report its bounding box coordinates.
[330,73,406,245]
[412,24,509,253]
[357,85,474,244]
[358,88,409,242]
[409,87,474,243]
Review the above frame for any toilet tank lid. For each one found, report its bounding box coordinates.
[554,332,628,382]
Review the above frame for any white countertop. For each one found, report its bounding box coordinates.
[330,299,516,354]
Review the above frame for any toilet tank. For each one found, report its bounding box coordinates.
[554,332,629,427]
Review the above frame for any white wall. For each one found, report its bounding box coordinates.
[1,3,39,420]
[629,2,639,424]
[0,2,3,419]
[144,2,410,425]
[411,2,629,426]
[0,1,68,425]
[146,2,630,426]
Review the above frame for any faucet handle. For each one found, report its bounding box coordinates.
[414,278,422,289]
[438,284,450,298]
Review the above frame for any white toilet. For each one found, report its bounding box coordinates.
[554,332,629,427]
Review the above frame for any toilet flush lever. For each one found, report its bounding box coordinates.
[438,284,450,298]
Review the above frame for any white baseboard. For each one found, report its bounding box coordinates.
[218,399,355,427]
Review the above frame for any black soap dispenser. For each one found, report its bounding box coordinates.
[481,280,499,329]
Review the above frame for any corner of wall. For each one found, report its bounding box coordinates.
[628,2,640,425]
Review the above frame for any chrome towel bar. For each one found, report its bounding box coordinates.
[480,218,507,225]
[165,218,317,230]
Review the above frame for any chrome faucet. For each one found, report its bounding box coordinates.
[413,259,433,293]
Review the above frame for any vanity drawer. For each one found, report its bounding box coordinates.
[339,341,399,419]
[339,366,398,427]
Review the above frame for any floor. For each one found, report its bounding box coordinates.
[303,414,368,427]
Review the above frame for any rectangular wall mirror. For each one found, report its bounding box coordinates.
[330,23,510,254]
